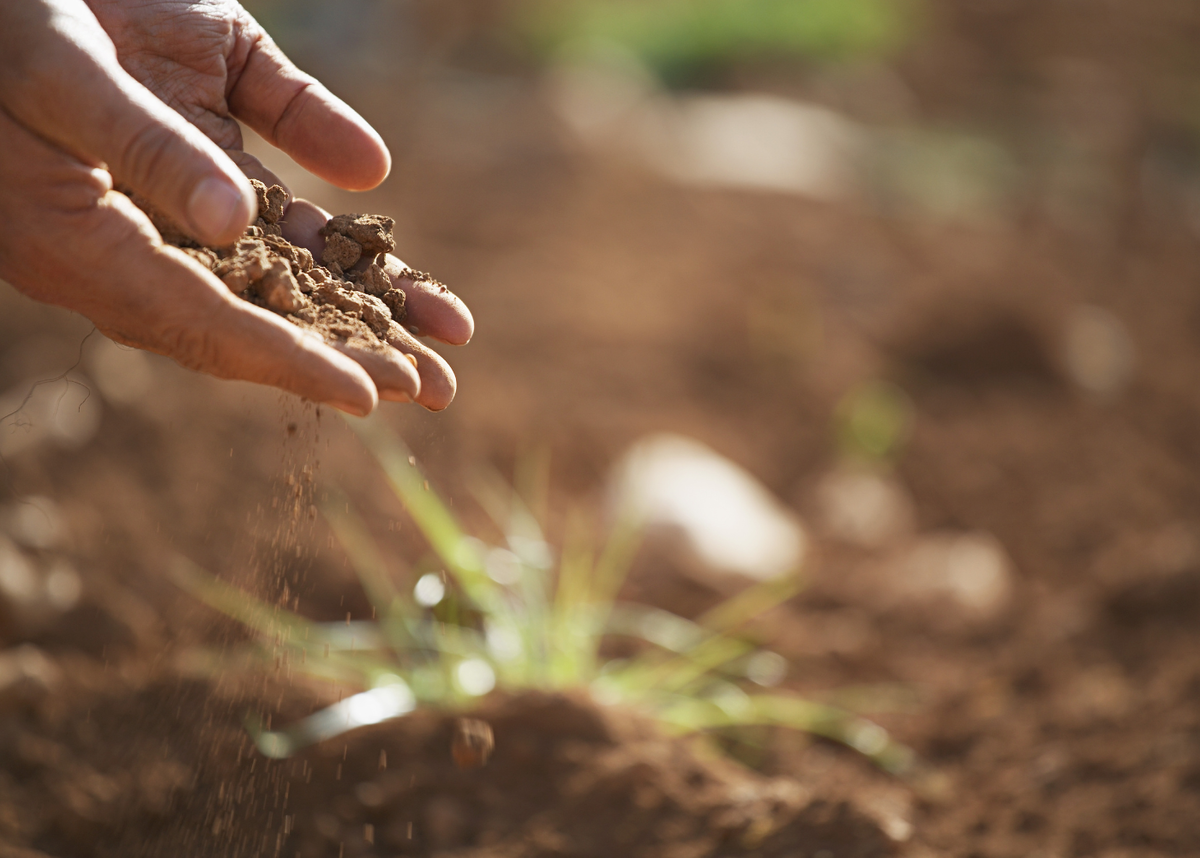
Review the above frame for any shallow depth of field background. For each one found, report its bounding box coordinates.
[3,1,1200,855]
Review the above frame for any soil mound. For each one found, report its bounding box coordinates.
[0,674,897,858]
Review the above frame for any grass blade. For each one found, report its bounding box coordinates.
[694,572,806,636]
[170,556,315,643]
[653,691,913,773]
[319,490,424,655]
[346,416,493,603]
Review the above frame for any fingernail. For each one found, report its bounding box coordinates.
[187,176,248,242]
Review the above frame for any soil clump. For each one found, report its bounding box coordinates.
[129,181,443,356]
[451,717,495,770]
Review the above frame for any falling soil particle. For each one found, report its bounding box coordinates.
[128,181,449,355]
[451,717,495,770]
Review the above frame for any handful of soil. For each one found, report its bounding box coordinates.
[132,180,442,355]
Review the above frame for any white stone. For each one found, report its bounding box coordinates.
[816,467,914,548]
[892,531,1013,617]
[610,433,806,580]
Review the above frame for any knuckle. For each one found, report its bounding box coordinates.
[49,167,113,215]
[116,120,183,193]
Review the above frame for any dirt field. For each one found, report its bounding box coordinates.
[2,2,1200,856]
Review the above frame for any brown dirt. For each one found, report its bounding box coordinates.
[0,672,896,858]
[2,1,1200,856]
[132,181,435,356]
[451,718,495,771]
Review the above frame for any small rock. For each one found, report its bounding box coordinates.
[314,284,393,337]
[381,288,407,324]
[452,718,495,770]
[179,247,217,269]
[322,214,396,256]
[256,259,307,314]
[815,466,913,548]
[323,232,363,270]
[251,179,287,224]
[354,262,392,297]
[256,218,283,237]
[888,531,1013,619]
[214,241,270,293]
[609,434,806,581]
[264,235,314,274]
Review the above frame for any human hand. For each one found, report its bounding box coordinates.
[0,0,472,414]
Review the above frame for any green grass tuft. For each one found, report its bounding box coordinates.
[173,415,913,773]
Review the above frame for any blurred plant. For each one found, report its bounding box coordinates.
[173,417,912,772]
[519,0,921,86]
[834,379,914,465]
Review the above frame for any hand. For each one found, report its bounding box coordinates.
[0,0,472,414]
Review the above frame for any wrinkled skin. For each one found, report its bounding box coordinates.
[0,0,472,414]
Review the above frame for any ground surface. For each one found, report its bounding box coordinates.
[2,1,1200,856]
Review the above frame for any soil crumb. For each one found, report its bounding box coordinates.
[451,717,495,770]
[128,181,448,354]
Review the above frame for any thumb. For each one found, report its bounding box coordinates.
[102,83,257,246]
[0,1,254,245]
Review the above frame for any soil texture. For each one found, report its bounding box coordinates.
[1,0,1199,856]
[131,181,440,355]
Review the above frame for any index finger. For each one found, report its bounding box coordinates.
[228,28,390,192]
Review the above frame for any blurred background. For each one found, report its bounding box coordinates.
[3,0,1200,854]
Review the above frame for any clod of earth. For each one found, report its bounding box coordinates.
[130,180,448,354]
[451,717,495,770]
